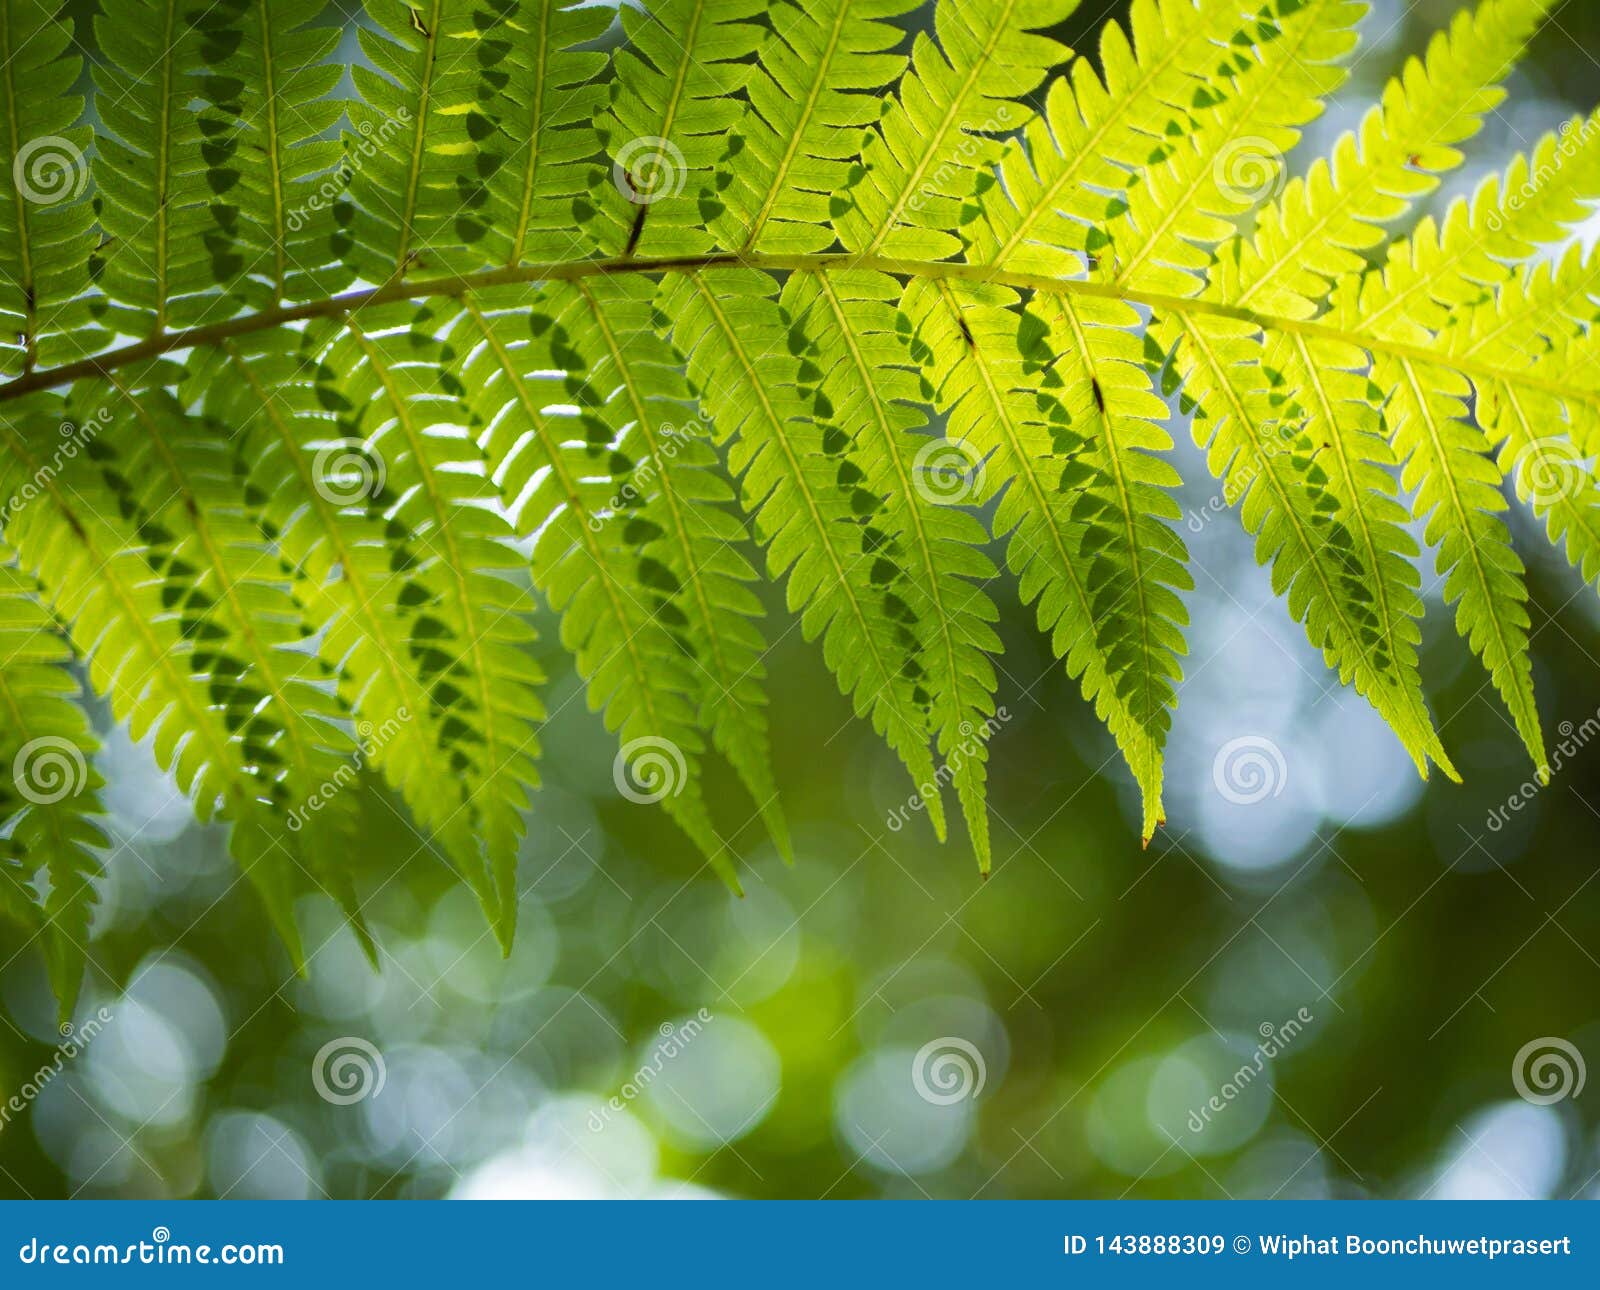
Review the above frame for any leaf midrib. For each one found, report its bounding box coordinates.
[5,252,1598,413]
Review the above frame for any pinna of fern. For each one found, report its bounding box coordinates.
[0,0,1597,1014]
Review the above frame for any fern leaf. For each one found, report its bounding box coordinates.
[348,0,456,279]
[456,286,740,885]
[466,0,614,266]
[0,560,105,1018]
[597,0,765,258]
[576,276,788,861]
[658,268,944,832]
[965,0,1274,275]
[188,326,502,931]
[1388,355,1544,774]
[834,0,1073,259]
[191,0,349,308]
[1218,0,1555,318]
[0,0,96,375]
[722,0,917,253]
[1045,294,1191,820]
[0,0,1597,946]
[0,398,313,963]
[1108,0,1363,297]
[904,278,1174,837]
[336,306,543,943]
[93,376,385,930]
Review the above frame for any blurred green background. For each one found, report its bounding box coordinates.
[2,0,1600,1200]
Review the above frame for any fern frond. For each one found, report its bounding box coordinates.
[964,0,1276,275]
[1108,0,1363,296]
[658,268,945,833]
[723,0,916,254]
[597,0,765,257]
[456,285,742,885]
[84,376,382,941]
[189,329,485,892]
[468,0,614,266]
[1,0,1598,991]
[1217,0,1554,318]
[791,269,1001,865]
[348,0,458,279]
[1388,355,1544,774]
[575,276,787,862]
[0,560,105,1018]
[339,307,543,941]
[191,0,349,308]
[904,278,1173,837]
[0,0,96,375]
[0,397,314,963]
[834,0,1073,259]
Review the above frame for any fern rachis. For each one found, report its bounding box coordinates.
[0,0,1597,1010]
